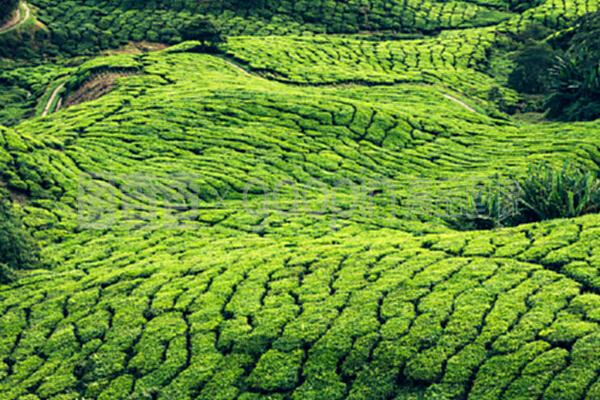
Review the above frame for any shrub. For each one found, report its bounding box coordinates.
[544,11,600,121]
[517,162,600,221]
[448,176,521,231]
[545,56,600,121]
[562,11,600,69]
[0,192,43,283]
[449,163,600,230]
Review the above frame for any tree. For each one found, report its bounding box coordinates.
[508,43,556,94]
[0,0,18,25]
[181,16,222,48]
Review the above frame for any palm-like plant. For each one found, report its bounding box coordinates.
[517,162,600,221]
[449,176,522,230]
[545,55,583,119]
[545,17,600,122]
[447,163,600,231]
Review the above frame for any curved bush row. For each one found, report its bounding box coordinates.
[0,213,599,399]
[23,0,515,55]
[0,27,598,399]
[3,0,594,58]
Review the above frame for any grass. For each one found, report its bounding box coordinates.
[0,1,599,399]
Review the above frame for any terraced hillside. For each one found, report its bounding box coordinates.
[0,1,600,400]
[12,0,595,55]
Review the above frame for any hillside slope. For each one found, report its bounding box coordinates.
[12,0,597,55]
[0,1,599,400]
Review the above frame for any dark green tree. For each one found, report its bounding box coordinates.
[0,0,18,25]
[181,16,222,48]
[508,43,556,94]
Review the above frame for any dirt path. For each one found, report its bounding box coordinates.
[220,56,479,113]
[442,93,477,113]
[42,83,65,117]
[38,55,478,118]
[0,2,30,35]
[220,57,252,76]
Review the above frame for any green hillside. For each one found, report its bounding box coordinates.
[1,1,600,399]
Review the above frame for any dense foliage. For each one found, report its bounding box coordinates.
[0,43,597,396]
[505,11,600,120]
[19,0,585,56]
[542,12,600,121]
[0,192,43,283]
[0,0,18,25]
[450,177,520,230]
[508,43,555,94]
[518,163,600,220]
[181,16,222,47]
[452,164,600,230]
[561,10,600,67]
[0,1,600,399]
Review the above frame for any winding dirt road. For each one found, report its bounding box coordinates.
[42,83,65,117]
[442,93,477,113]
[223,56,478,114]
[0,1,30,35]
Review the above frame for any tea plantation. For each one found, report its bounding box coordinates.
[1,1,600,399]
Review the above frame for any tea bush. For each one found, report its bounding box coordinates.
[0,1,599,399]
[22,0,590,56]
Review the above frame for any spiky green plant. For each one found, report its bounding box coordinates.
[449,177,521,230]
[517,162,600,221]
[545,55,600,121]
[449,163,600,230]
